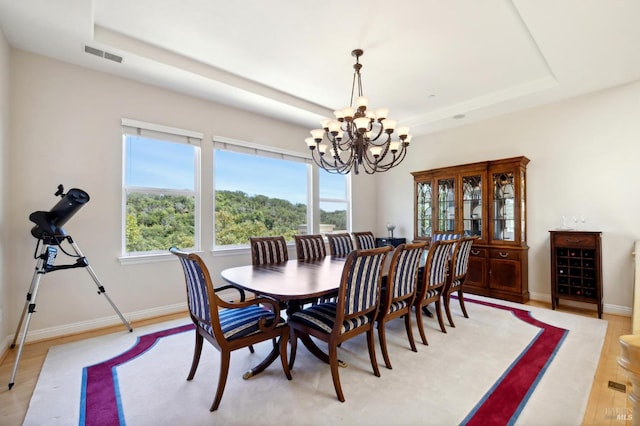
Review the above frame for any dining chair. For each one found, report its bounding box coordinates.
[249,235,289,265]
[293,234,327,260]
[326,233,354,256]
[443,236,477,327]
[352,231,376,250]
[169,247,292,411]
[288,245,393,402]
[294,234,332,304]
[413,239,456,345]
[376,242,427,369]
[431,232,461,243]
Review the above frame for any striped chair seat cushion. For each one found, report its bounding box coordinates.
[450,278,463,290]
[290,302,370,334]
[425,287,440,299]
[388,299,409,314]
[200,305,285,340]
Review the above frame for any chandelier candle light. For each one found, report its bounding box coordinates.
[305,49,411,175]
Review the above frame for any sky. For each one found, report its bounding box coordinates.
[125,136,347,206]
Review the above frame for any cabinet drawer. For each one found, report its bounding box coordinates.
[552,233,597,248]
[489,249,521,260]
[469,247,487,258]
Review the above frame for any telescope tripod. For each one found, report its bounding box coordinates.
[8,234,132,389]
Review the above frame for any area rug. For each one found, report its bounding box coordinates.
[23,295,607,425]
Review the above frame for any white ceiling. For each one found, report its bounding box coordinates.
[1,0,640,136]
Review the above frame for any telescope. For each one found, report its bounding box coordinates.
[29,184,90,241]
[9,183,131,390]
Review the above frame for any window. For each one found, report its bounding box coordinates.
[122,119,201,255]
[213,138,311,247]
[319,170,350,235]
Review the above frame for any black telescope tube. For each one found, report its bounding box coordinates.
[30,188,90,240]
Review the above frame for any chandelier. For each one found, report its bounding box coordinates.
[305,49,411,175]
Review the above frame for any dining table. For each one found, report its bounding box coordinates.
[219,247,435,380]
[220,256,350,379]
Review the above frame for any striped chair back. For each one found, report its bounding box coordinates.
[352,231,376,250]
[327,233,354,257]
[425,240,456,288]
[171,249,218,335]
[451,236,476,279]
[340,246,392,323]
[389,243,426,300]
[294,234,327,260]
[250,236,289,265]
[431,232,461,242]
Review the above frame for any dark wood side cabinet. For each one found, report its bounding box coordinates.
[412,156,530,303]
[549,231,603,318]
[376,237,406,248]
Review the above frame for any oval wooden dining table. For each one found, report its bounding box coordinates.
[220,256,349,378]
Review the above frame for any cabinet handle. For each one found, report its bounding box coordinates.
[471,250,480,255]
[564,238,584,244]
[499,252,509,258]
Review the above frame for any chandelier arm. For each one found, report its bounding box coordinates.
[367,131,392,146]
[377,147,407,172]
[369,123,385,142]
[330,140,351,167]
[312,148,346,174]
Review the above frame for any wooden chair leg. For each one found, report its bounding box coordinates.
[367,328,381,377]
[404,312,417,352]
[444,291,456,328]
[279,330,292,380]
[188,331,204,380]
[415,305,429,345]
[210,350,231,411]
[377,321,392,369]
[458,289,469,318]
[329,343,345,402]
[288,328,298,370]
[434,298,447,333]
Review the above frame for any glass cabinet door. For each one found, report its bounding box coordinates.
[437,178,455,232]
[492,172,515,241]
[416,181,433,238]
[462,175,482,238]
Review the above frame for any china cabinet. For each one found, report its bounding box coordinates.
[412,156,530,303]
[549,231,602,318]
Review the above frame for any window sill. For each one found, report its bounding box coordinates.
[118,252,178,265]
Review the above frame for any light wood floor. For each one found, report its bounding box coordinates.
[0,303,632,425]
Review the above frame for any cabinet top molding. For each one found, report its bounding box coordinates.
[411,156,530,178]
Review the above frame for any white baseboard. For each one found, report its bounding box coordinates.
[1,302,187,358]
[529,291,631,317]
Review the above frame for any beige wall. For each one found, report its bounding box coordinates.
[376,80,640,314]
[0,30,10,353]
[3,50,380,343]
[0,29,10,350]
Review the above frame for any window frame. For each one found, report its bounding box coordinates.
[121,118,202,262]
[318,169,352,235]
[212,136,351,252]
